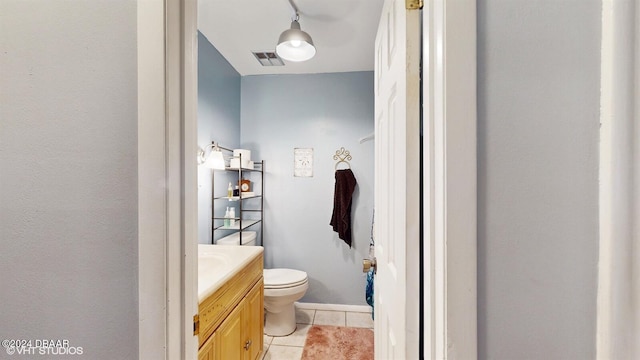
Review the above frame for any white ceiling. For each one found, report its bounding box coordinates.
[198,0,384,76]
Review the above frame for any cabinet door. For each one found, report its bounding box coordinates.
[216,302,244,360]
[198,331,215,360]
[243,280,264,360]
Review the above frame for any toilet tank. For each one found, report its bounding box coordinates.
[216,231,257,246]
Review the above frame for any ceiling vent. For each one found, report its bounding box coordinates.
[252,51,285,66]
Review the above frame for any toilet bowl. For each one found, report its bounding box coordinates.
[216,231,309,336]
[263,268,308,336]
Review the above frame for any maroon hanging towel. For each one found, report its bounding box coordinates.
[330,169,357,247]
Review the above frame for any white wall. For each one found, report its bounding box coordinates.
[241,72,374,305]
[635,4,640,357]
[0,1,138,357]
[477,1,600,358]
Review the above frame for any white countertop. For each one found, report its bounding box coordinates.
[198,244,263,302]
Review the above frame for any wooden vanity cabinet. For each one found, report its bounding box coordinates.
[198,332,215,360]
[216,280,264,360]
[244,280,264,360]
[198,254,264,360]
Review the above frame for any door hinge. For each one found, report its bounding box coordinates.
[406,0,423,10]
[193,314,200,336]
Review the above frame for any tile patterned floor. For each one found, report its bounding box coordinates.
[261,306,374,360]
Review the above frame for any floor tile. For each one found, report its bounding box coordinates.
[313,310,346,326]
[262,345,303,360]
[271,324,311,347]
[295,308,315,324]
[346,311,374,328]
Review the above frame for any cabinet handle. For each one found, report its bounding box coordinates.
[244,339,252,350]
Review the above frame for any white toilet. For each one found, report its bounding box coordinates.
[216,231,309,337]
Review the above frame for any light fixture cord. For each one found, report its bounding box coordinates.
[285,0,299,21]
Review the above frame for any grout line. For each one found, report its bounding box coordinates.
[295,302,372,313]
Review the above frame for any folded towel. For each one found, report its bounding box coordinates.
[329,169,357,247]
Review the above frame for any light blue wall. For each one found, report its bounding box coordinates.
[477,1,600,359]
[241,72,374,305]
[198,32,241,244]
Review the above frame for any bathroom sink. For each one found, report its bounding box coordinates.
[198,252,230,278]
[198,244,263,302]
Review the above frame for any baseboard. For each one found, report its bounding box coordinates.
[295,302,372,313]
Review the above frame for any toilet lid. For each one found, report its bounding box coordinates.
[264,268,308,289]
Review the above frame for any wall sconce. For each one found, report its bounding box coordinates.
[197,142,226,170]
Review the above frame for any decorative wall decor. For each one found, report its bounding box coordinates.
[294,148,314,177]
[333,147,352,169]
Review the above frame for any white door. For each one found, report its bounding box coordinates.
[374,0,421,358]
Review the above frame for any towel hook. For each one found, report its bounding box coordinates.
[333,147,352,170]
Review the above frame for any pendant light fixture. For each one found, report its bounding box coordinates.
[276,14,316,62]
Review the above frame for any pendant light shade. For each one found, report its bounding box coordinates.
[276,20,316,62]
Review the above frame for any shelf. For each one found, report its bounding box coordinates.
[225,167,262,173]
[214,219,261,231]
[210,145,264,246]
[225,162,263,173]
[213,195,263,201]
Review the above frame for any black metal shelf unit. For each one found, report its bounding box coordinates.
[211,145,264,246]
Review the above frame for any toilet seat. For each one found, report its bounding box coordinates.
[264,268,308,289]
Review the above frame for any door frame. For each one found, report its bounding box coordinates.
[597,1,639,358]
[137,0,477,358]
[137,0,198,358]
[422,0,477,358]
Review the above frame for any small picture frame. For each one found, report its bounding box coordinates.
[294,148,313,177]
